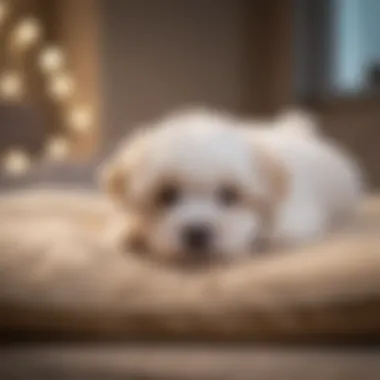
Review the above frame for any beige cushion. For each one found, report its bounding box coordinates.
[0,188,380,342]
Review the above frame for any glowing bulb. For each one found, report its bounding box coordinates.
[45,136,70,160]
[0,71,23,100]
[48,73,75,100]
[0,1,9,25]
[68,106,93,132]
[39,46,65,74]
[13,18,41,50]
[2,149,30,175]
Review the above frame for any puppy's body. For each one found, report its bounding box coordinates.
[242,114,362,247]
[101,109,362,263]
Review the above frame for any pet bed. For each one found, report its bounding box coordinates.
[0,188,380,343]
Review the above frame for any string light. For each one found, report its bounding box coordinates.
[48,72,75,100]
[0,10,94,174]
[0,71,23,100]
[2,149,30,175]
[0,1,9,26]
[38,46,65,74]
[12,18,41,50]
[45,136,70,160]
[67,106,93,132]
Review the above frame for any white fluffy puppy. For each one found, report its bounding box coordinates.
[100,109,362,264]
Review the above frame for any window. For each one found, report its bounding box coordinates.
[295,0,380,100]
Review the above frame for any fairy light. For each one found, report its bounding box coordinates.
[38,46,65,74]
[0,9,95,172]
[67,106,93,132]
[2,149,30,175]
[45,136,70,160]
[0,1,9,26]
[48,72,75,100]
[12,18,41,50]
[0,71,23,100]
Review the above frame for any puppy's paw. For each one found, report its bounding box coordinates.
[103,215,148,257]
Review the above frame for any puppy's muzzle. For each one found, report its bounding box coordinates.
[181,223,213,255]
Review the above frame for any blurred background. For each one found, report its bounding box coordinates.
[0,0,379,189]
[0,2,379,377]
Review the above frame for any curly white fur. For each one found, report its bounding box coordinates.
[101,108,363,263]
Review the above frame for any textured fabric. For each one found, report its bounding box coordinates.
[0,188,379,342]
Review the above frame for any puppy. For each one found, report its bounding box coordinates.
[100,109,363,264]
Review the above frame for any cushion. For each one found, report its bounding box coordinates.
[0,188,380,342]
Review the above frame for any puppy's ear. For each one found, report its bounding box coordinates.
[99,157,128,204]
[255,145,289,204]
[98,130,148,204]
[250,145,289,250]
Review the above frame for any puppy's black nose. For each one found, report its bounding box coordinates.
[182,224,212,252]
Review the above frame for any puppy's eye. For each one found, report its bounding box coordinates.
[155,185,180,207]
[217,185,240,206]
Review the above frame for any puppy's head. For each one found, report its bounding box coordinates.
[100,111,288,264]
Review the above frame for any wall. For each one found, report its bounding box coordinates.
[0,0,249,189]
[100,0,248,149]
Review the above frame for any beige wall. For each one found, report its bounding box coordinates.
[0,0,249,188]
[100,0,248,149]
